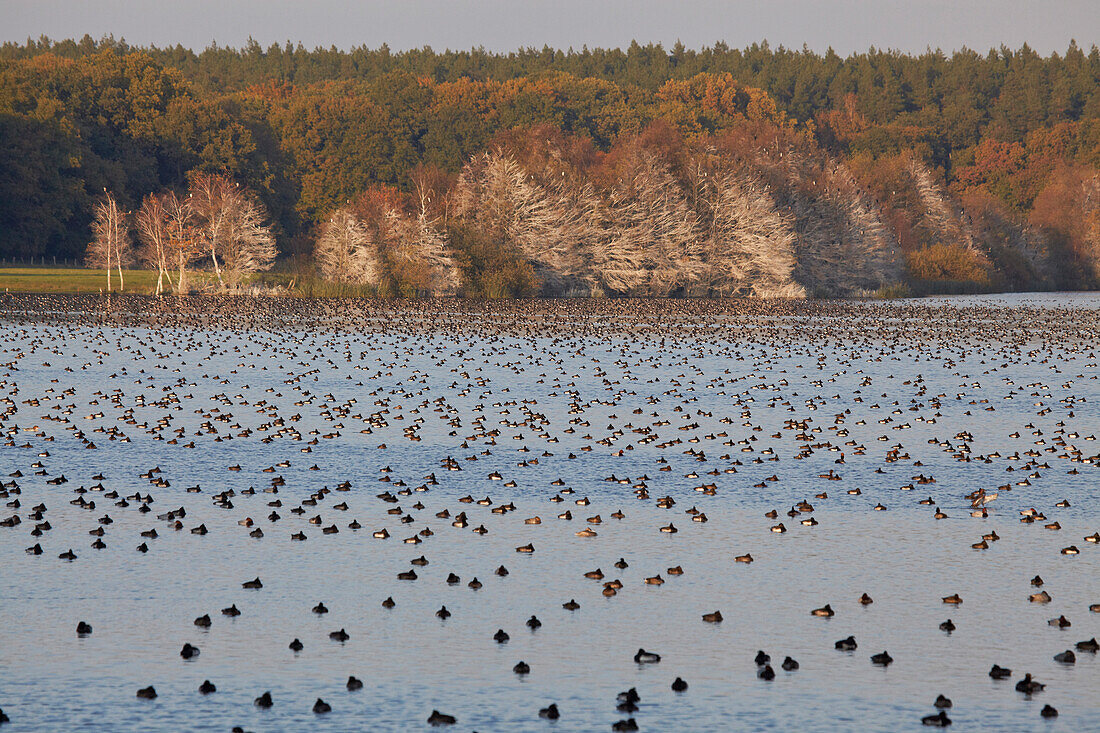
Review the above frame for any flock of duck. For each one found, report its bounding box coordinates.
[0,293,1097,730]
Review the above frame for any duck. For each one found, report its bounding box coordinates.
[313,699,331,714]
[494,629,510,643]
[858,593,873,605]
[939,619,955,632]
[921,711,951,727]
[1015,673,1044,694]
[1040,705,1058,718]
[136,686,157,699]
[835,636,857,651]
[989,664,1012,679]
[781,656,799,671]
[870,650,893,666]
[735,553,753,563]
[254,691,273,708]
[754,650,770,665]
[611,719,639,732]
[199,680,216,694]
[538,703,560,719]
[934,694,952,708]
[347,676,363,690]
[241,577,262,589]
[811,604,834,617]
[702,611,723,623]
[526,615,542,629]
[330,628,350,641]
[942,594,962,604]
[513,661,531,674]
[562,599,580,610]
[757,664,775,680]
[671,677,688,692]
[180,643,200,659]
[222,604,241,617]
[1076,637,1099,652]
[634,648,661,663]
[289,638,304,652]
[1053,649,1075,664]
[76,621,92,635]
[427,710,456,726]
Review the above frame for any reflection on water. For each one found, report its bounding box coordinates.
[0,294,1098,732]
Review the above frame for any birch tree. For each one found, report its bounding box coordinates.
[135,193,172,295]
[189,173,276,290]
[84,191,132,292]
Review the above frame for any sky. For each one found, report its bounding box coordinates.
[1,0,1097,56]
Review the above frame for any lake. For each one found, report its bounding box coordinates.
[0,293,1097,731]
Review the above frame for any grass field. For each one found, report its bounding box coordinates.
[0,268,220,295]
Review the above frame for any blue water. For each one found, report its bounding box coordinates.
[0,294,1097,732]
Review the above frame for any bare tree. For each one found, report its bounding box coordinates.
[189,173,276,290]
[162,192,199,295]
[84,191,132,292]
[135,193,172,295]
[314,208,379,284]
[595,149,701,297]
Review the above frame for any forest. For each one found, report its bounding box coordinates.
[1,36,1099,296]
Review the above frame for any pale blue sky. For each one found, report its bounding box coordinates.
[2,0,1096,55]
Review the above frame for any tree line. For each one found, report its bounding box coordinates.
[1,38,1099,294]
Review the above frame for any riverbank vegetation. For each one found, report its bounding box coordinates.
[2,38,1099,296]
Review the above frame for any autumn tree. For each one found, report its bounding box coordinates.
[189,172,276,290]
[314,208,378,284]
[84,191,132,292]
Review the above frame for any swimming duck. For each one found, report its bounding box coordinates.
[313,699,331,714]
[735,553,753,563]
[427,710,456,726]
[1015,673,1044,694]
[538,703,560,719]
[1029,590,1052,603]
[289,638,304,651]
[381,597,396,608]
[921,711,951,727]
[611,719,639,732]
[1076,638,1099,652]
[330,628,350,641]
[222,604,240,617]
[702,611,723,623]
[989,664,1012,679]
[870,651,893,666]
[513,661,530,674]
[526,615,542,629]
[939,619,955,632]
[942,594,962,604]
[242,577,262,589]
[76,621,92,635]
[562,599,580,610]
[835,636,857,651]
[811,604,834,617]
[1049,615,1070,628]
[312,602,328,614]
[494,629,510,643]
[671,677,688,692]
[754,650,770,665]
[757,664,775,680]
[859,593,873,605]
[136,686,157,699]
[199,680,216,694]
[347,676,363,690]
[1040,705,1058,718]
[934,694,952,708]
[781,656,799,671]
[1053,649,1075,664]
[634,648,661,663]
[254,691,273,708]
[180,643,199,659]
